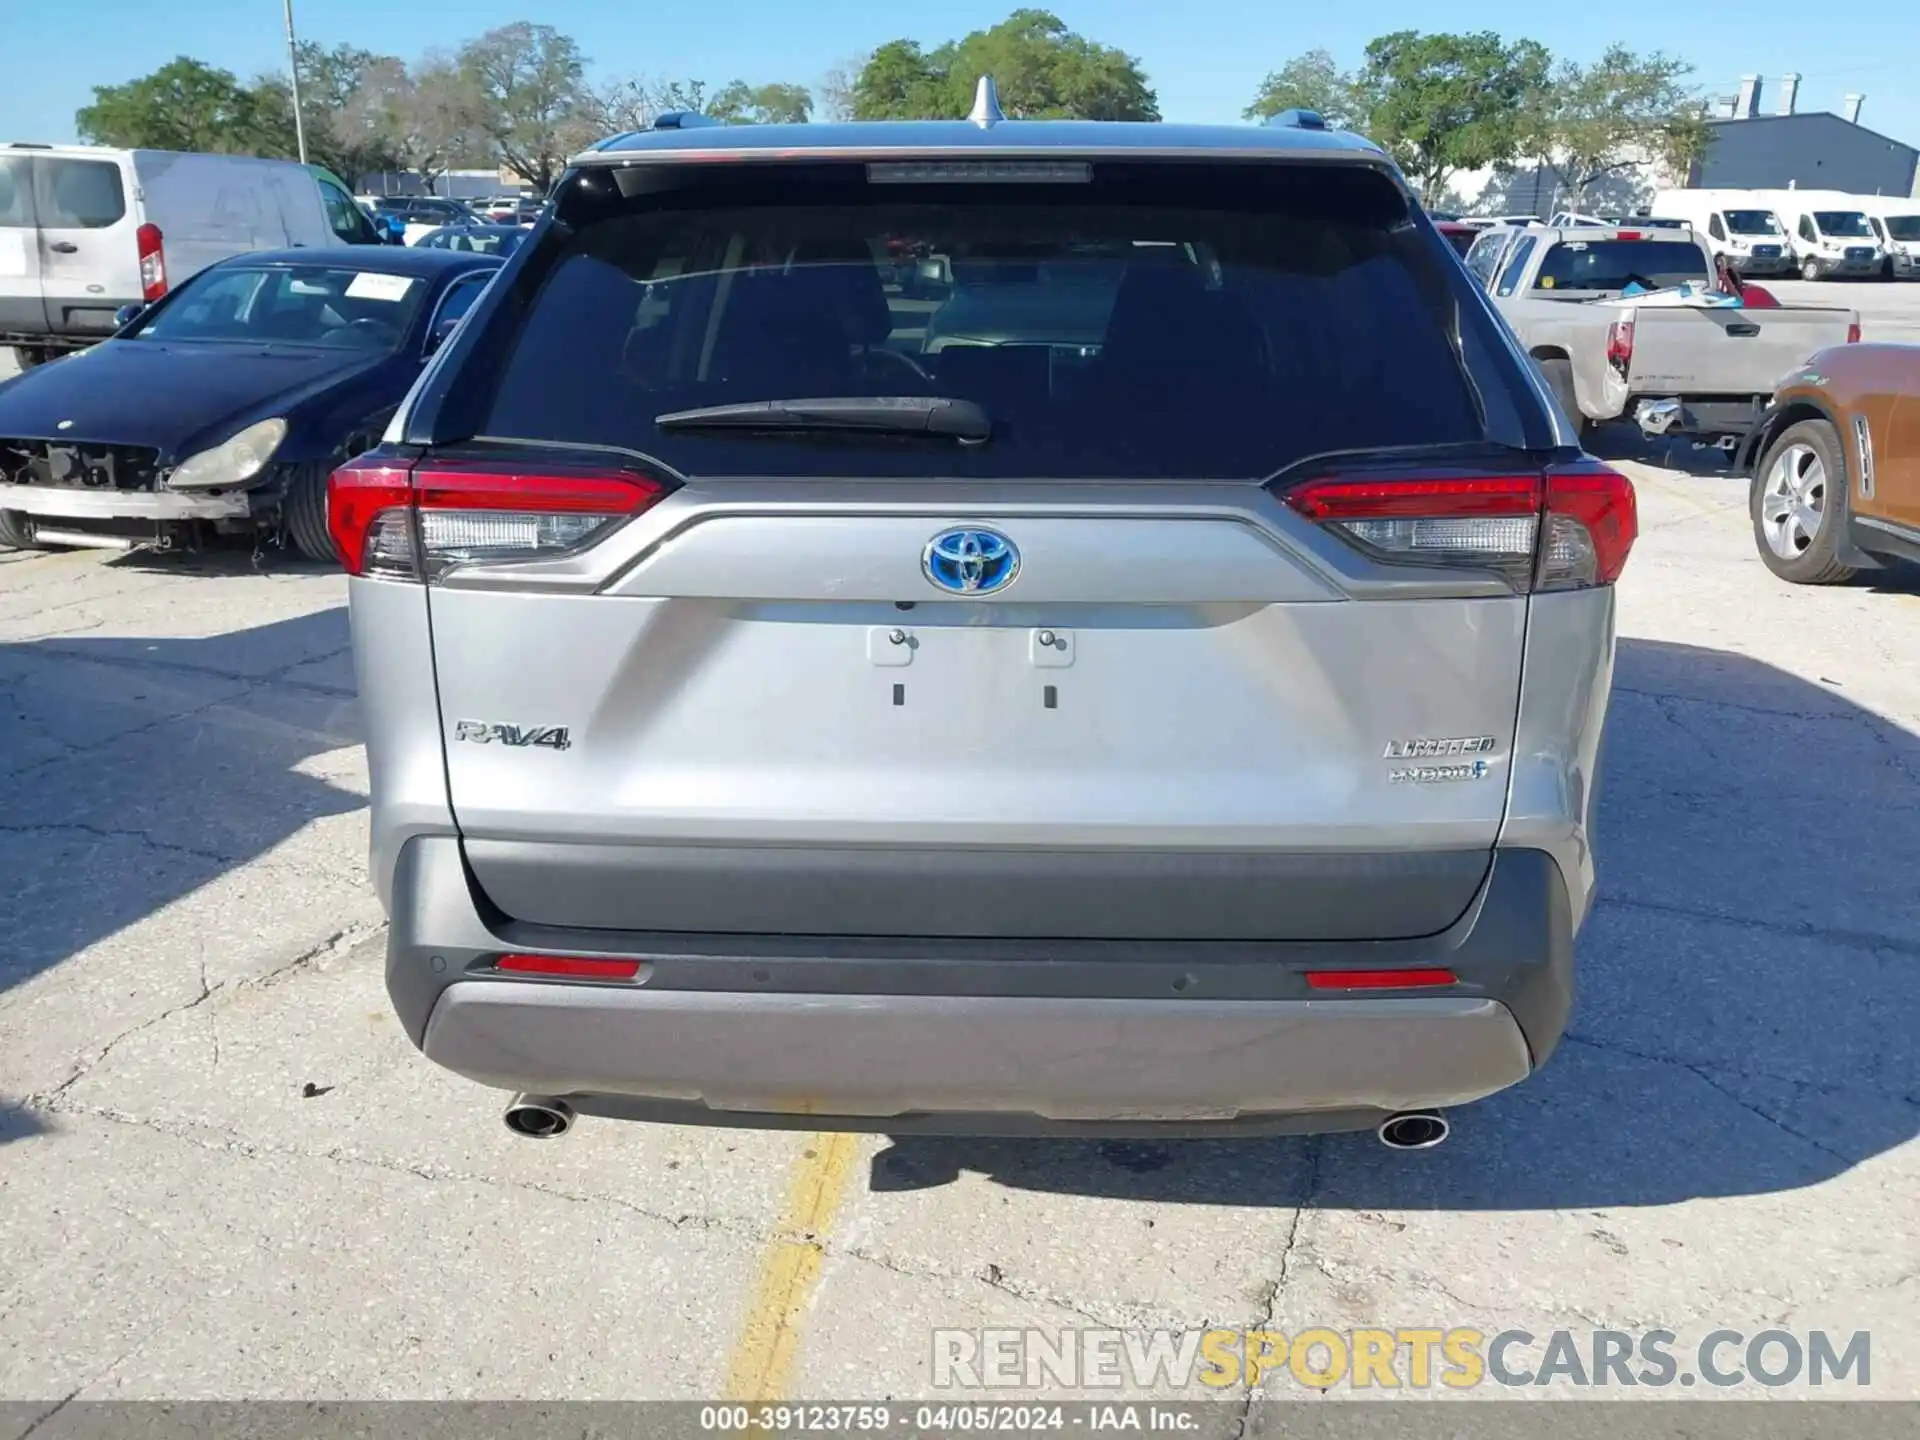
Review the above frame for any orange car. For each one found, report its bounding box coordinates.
[1737,343,1920,583]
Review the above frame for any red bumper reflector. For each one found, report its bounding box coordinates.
[1305,968,1458,991]
[496,953,642,980]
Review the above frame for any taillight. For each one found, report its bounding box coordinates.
[136,223,167,302]
[1288,473,1542,584]
[1540,461,1638,588]
[1846,321,1862,344]
[1615,230,1641,241]
[326,456,674,580]
[1605,319,1634,377]
[1284,464,1637,592]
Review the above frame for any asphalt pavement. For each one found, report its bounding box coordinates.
[0,285,1917,1413]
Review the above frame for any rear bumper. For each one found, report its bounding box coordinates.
[386,836,1575,1135]
[1633,395,1765,439]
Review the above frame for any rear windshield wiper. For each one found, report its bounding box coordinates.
[654,396,992,443]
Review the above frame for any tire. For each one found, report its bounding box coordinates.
[9,346,48,371]
[1750,418,1858,585]
[0,509,39,550]
[281,461,337,563]
[1538,357,1587,441]
[1800,256,1822,282]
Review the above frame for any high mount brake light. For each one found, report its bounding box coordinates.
[1285,465,1637,591]
[327,458,673,580]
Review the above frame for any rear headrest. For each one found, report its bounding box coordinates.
[785,241,895,345]
[1102,264,1266,377]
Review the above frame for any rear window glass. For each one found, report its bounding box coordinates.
[476,166,1487,480]
[37,159,127,229]
[1533,239,1707,292]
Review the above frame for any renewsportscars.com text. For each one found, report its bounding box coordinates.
[931,1327,1872,1391]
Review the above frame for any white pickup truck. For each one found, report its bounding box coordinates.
[1460,223,1859,443]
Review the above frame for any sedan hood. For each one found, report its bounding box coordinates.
[0,341,385,460]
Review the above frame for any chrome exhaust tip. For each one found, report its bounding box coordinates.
[503,1094,575,1140]
[30,527,137,550]
[1376,1110,1450,1151]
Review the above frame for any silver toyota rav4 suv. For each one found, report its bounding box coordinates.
[333,101,1636,1143]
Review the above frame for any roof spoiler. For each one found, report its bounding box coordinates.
[651,111,726,130]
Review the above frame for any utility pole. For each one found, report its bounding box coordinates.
[284,0,309,164]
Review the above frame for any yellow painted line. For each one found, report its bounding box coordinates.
[722,1131,862,1402]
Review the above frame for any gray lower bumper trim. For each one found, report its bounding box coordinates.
[422,982,1533,1122]
[0,485,252,520]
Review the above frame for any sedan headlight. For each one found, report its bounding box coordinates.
[167,418,288,490]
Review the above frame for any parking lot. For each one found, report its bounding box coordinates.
[1,281,1918,1410]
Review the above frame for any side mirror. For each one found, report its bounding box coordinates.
[113,304,146,330]
[425,318,461,356]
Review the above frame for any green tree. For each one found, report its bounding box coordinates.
[852,10,1158,121]
[76,57,272,154]
[248,42,407,183]
[459,22,590,194]
[1521,45,1704,207]
[1360,30,1541,203]
[709,81,813,125]
[1242,49,1366,130]
[1657,108,1715,187]
[851,40,948,120]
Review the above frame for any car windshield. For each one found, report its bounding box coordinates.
[1813,211,1874,238]
[1533,238,1709,292]
[1882,215,1920,242]
[479,167,1489,480]
[130,265,429,350]
[1724,210,1782,236]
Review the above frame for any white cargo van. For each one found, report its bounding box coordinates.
[1648,189,1797,276]
[1855,194,1920,279]
[1736,189,1885,280]
[0,144,387,367]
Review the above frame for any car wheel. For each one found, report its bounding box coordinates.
[1800,256,1822,282]
[1538,357,1587,441]
[0,509,41,550]
[1751,419,1857,585]
[10,346,48,371]
[282,462,337,563]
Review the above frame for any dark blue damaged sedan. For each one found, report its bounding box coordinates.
[0,245,500,559]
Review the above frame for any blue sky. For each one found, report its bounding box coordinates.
[4,0,1913,150]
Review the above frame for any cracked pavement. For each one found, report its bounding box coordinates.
[2,394,1918,1405]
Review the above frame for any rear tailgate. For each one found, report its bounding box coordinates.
[1622,304,1858,395]
[410,154,1558,943]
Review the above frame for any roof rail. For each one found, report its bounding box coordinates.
[1265,109,1327,131]
[652,111,727,130]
